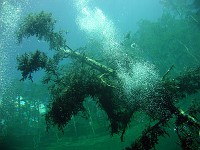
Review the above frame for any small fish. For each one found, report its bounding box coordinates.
[125,31,131,39]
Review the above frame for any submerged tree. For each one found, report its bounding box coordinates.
[16,11,200,150]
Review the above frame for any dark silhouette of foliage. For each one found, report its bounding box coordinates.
[125,117,170,150]
[16,11,55,43]
[16,11,67,51]
[17,50,48,81]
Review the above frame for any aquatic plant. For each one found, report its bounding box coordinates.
[16,11,67,51]
[16,11,200,150]
[17,50,48,81]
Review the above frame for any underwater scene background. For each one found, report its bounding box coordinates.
[0,0,200,150]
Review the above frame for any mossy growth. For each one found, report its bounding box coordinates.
[16,11,55,42]
[44,62,136,135]
[16,11,66,51]
[17,50,48,81]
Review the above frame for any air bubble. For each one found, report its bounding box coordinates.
[0,0,30,97]
[74,0,161,114]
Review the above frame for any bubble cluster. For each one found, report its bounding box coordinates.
[74,0,123,59]
[117,61,159,94]
[74,0,161,109]
[0,0,30,97]
[117,61,160,105]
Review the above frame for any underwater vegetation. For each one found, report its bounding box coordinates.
[16,1,200,149]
